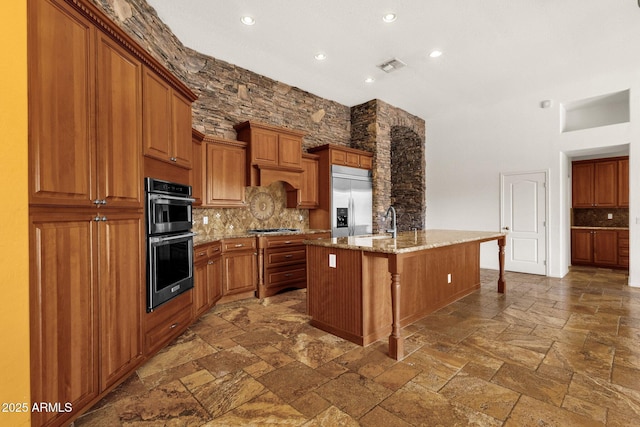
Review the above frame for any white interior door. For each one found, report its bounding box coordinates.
[500,171,547,275]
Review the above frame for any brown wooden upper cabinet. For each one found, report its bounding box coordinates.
[291,153,320,209]
[234,121,306,185]
[309,143,374,170]
[200,136,247,207]
[143,67,194,169]
[29,0,143,209]
[572,156,628,208]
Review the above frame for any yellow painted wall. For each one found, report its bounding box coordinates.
[0,1,31,426]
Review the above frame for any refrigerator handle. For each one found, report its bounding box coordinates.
[349,197,354,236]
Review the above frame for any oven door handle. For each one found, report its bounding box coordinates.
[148,194,196,203]
[149,232,197,244]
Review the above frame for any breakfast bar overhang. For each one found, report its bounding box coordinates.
[305,229,507,360]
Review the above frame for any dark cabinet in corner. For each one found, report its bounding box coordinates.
[572,156,628,208]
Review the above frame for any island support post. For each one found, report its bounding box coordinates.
[387,236,507,360]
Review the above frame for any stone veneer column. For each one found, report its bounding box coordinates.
[351,100,426,233]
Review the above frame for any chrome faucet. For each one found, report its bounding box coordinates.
[385,206,397,238]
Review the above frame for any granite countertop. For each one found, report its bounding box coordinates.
[304,229,506,254]
[571,226,629,230]
[194,229,330,246]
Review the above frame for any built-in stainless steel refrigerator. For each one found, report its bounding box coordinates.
[331,165,373,237]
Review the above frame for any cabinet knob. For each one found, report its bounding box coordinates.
[207,260,214,265]
[502,226,510,231]
[94,215,101,222]
[101,216,108,221]
[170,157,177,162]
[93,199,101,205]
[101,199,107,205]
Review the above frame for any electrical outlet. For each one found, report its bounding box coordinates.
[447,273,452,284]
[329,254,336,268]
[203,216,208,225]
[607,213,613,220]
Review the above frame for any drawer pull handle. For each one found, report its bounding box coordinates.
[285,273,293,277]
[284,255,293,258]
[169,322,178,329]
[234,244,244,247]
[198,252,206,257]
[284,241,292,244]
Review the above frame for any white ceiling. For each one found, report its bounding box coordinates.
[146,0,640,120]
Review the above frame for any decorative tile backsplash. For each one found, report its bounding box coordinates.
[192,182,309,242]
[572,208,629,227]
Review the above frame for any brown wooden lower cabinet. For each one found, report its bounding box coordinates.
[571,228,627,268]
[221,237,257,301]
[29,209,144,427]
[193,241,223,317]
[257,232,331,298]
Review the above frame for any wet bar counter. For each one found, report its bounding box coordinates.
[305,229,506,360]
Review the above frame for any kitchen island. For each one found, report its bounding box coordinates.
[305,229,506,360]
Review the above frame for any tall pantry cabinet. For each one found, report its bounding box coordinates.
[27,0,196,426]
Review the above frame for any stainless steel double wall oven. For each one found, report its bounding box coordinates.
[145,177,195,311]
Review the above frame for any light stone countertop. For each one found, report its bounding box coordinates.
[304,229,506,254]
[193,229,331,246]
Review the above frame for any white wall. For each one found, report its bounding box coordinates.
[425,68,640,285]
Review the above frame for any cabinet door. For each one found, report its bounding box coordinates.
[594,161,617,207]
[206,142,246,206]
[30,212,99,427]
[96,33,143,208]
[251,128,279,166]
[571,229,593,264]
[142,68,172,162]
[193,259,209,318]
[98,212,144,390]
[29,0,95,207]
[208,255,224,305]
[618,158,629,207]
[279,134,302,169]
[171,91,193,169]
[223,252,257,295]
[593,230,618,266]
[359,155,373,170]
[299,156,319,208]
[330,149,347,166]
[572,163,594,207]
[345,152,360,168]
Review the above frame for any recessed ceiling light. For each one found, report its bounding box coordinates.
[314,52,327,61]
[364,77,375,84]
[240,16,255,26]
[382,13,397,23]
[429,50,443,58]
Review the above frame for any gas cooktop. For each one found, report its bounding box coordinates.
[247,228,300,234]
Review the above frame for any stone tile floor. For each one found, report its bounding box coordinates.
[76,267,640,426]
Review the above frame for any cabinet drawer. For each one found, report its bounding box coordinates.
[266,266,306,287]
[208,242,222,257]
[266,248,306,267]
[144,290,192,354]
[266,235,305,248]
[194,244,210,260]
[222,237,256,252]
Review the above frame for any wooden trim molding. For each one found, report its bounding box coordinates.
[65,0,197,101]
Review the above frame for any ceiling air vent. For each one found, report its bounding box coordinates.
[377,58,406,73]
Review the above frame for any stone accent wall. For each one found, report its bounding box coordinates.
[90,0,426,234]
[90,0,351,151]
[351,100,426,232]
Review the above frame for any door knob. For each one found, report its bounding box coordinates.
[502,226,510,230]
